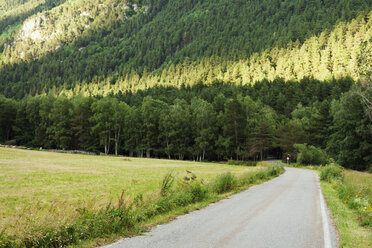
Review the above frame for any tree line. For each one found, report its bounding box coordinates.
[1,78,371,170]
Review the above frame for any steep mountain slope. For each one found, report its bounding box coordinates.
[1,0,143,61]
[0,0,371,98]
[0,1,65,50]
[0,0,47,17]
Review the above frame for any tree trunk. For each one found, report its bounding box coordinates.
[115,132,118,156]
[166,140,171,159]
[146,149,150,158]
[260,149,263,161]
[104,135,108,155]
[234,118,239,160]
[5,127,10,141]
[115,129,120,156]
[106,130,111,155]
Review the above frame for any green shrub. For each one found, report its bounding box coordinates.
[239,173,257,186]
[337,182,354,202]
[349,197,369,210]
[255,171,266,180]
[320,163,344,182]
[4,140,16,146]
[238,165,284,187]
[189,182,208,202]
[266,165,282,177]
[213,172,238,194]
[0,231,15,248]
[155,181,209,213]
[156,195,177,213]
[294,144,328,165]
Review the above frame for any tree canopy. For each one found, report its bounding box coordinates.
[1,78,371,170]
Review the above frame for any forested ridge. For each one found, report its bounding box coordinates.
[0,0,371,170]
[0,0,371,97]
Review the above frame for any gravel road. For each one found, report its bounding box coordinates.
[104,167,338,248]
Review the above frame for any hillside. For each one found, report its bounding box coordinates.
[0,0,371,97]
[0,0,371,171]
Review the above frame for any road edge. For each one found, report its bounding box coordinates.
[319,184,332,248]
[316,172,340,248]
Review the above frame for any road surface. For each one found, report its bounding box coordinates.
[104,167,338,248]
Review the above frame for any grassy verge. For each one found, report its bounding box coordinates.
[0,148,284,247]
[321,182,371,247]
[82,164,284,247]
[319,164,372,247]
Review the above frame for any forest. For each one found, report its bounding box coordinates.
[1,78,371,171]
[0,0,371,171]
[0,0,371,98]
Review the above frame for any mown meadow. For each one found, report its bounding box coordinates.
[0,147,283,247]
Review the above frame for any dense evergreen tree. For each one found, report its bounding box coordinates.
[141,96,168,157]
[0,78,370,170]
[276,119,306,160]
[48,97,73,149]
[91,97,116,154]
[191,98,217,161]
[307,100,332,149]
[221,98,246,160]
[327,91,372,171]
[70,96,97,151]
[0,96,16,142]
[249,106,277,161]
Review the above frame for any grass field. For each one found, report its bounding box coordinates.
[0,148,258,244]
[343,170,372,205]
[320,166,372,247]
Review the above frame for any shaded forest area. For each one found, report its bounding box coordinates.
[1,78,371,170]
[0,0,371,98]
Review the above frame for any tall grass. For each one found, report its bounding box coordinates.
[320,164,372,228]
[320,163,344,182]
[160,170,176,196]
[227,160,258,166]
[213,172,237,193]
[0,165,284,247]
